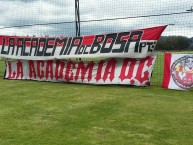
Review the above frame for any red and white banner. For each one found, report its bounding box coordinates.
[162,53,193,90]
[0,25,166,60]
[4,53,157,86]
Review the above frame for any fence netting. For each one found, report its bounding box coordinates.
[0,0,192,85]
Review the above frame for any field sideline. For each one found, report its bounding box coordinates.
[0,57,193,145]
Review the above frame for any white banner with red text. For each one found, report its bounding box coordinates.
[4,53,157,86]
[0,25,166,60]
[162,53,193,90]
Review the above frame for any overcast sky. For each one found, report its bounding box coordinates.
[0,0,192,37]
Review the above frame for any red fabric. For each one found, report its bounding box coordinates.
[141,25,167,40]
[162,53,172,88]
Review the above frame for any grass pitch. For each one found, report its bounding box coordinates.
[0,57,193,145]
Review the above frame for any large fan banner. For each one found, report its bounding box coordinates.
[162,53,193,90]
[0,25,166,60]
[4,53,157,86]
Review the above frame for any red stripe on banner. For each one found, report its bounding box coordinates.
[141,25,167,40]
[0,36,31,47]
[81,35,95,45]
[162,53,172,88]
[0,35,9,46]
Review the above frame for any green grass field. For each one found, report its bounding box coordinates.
[0,55,193,145]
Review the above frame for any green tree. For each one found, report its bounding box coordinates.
[156,36,191,51]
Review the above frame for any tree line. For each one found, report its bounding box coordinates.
[156,36,193,51]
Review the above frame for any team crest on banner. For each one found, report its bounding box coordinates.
[162,53,193,90]
[171,55,193,89]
